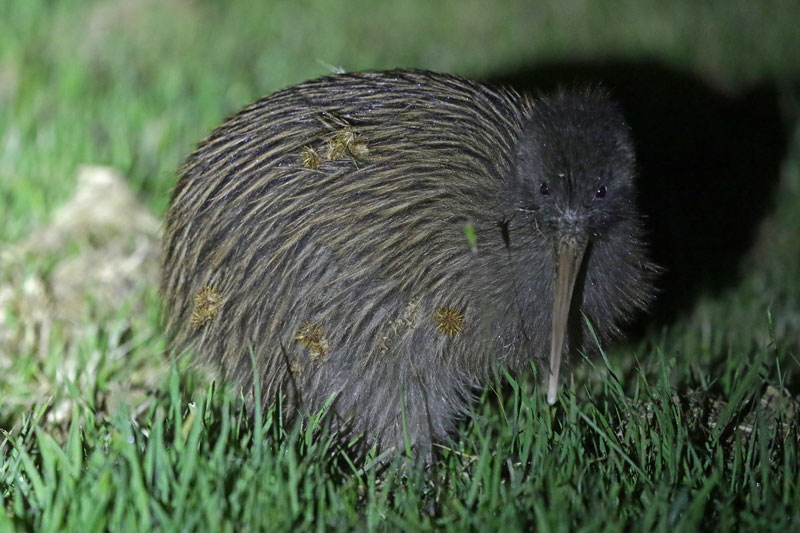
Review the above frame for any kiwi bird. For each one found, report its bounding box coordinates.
[161,69,657,456]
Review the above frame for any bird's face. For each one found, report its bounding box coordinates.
[509,89,640,404]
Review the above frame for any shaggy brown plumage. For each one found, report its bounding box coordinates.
[161,69,657,457]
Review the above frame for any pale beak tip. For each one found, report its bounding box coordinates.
[546,377,558,405]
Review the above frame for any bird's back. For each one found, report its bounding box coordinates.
[161,70,533,445]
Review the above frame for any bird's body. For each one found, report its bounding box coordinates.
[161,69,657,455]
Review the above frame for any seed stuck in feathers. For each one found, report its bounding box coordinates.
[325,129,368,161]
[300,145,321,169]
[190,286,222,329]
[434,306,464,337]
[347,136,369,159]
[295,321,330,362]
[374,297,422,357]
[325,136,349,161]
[289,360,304,376]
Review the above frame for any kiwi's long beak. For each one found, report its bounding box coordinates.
[547,235,588,405]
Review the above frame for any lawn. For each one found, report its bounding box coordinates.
[1,0,799,530]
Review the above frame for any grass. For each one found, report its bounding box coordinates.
[3,340,797,530]
[1,0,800,530]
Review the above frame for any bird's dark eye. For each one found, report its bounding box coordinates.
[540,182,550,195]
[595,185,607,199]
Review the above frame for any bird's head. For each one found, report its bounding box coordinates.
[505,88,647,405]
